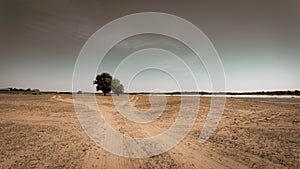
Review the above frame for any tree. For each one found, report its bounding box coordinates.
[93,73,112,96]
[111,78,124,96]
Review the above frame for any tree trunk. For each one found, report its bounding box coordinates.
[104,92,106,96]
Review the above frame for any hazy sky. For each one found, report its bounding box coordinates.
[1,0,299,92]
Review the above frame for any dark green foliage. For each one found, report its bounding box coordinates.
[93,73,112,96]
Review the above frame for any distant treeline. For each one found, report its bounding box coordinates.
[127,90,300,96]
[1,88,299,95]
[0,88,75,95]
[0,88,41,95]
[0,87,79,95]
[222,90,300,96]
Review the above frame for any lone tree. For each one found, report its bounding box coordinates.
[111,78,124,96]
[93,73,112,96]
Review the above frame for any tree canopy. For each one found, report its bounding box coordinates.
[93,73,112,96]
[111,78,124,96]
[93,73,124,96]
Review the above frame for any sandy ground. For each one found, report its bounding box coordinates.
[0,94,299,169]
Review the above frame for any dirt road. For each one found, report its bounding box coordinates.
[0,94,299,168]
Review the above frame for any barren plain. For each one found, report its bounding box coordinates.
[0,94,299,169]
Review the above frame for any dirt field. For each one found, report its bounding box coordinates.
[0,94,299,169]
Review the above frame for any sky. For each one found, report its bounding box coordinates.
[1,0,300,92]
